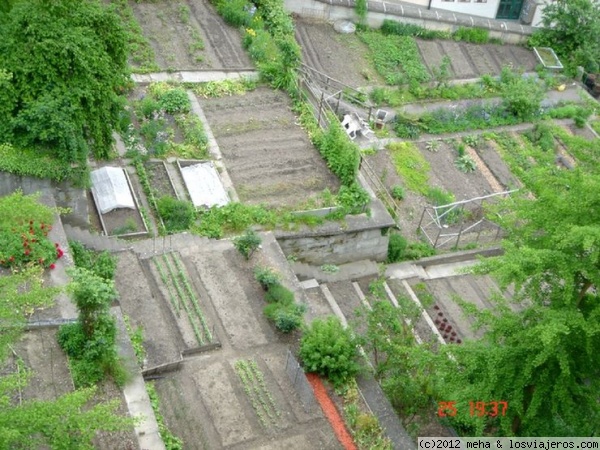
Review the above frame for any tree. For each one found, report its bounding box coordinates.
[0,0,130,162]
[530,0,600,72]
[439,168,600,436]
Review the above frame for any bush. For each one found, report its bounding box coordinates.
[0,143,75,183]
[391,185,404,200]
[254,266,281,290]
[233,229,262,260]
[157,196,195,232]
[299,316,359,387]
[337,183,370,214]
[263,302,305,333]
[264,283,294,305]
[70,241,116,280]
[380,19,449,40]
[453,27,489,44]
[216,0,253,27]
[387,234,407,263]
[315,120,360,186]
[526,122,556,152]
[404,242,436,260]
[500,70,545,120]
[157,88,191,114]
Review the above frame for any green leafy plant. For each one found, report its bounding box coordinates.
[234,229,262,260]
[387,234,407,263]
[453,27,489,44]
[500,69,545,120]
[379,19,449,40]
[0,192,64,270]
[299,316,359,387]
[156,87,191,114]
[263,302,305,333]
[455,155,477,173]
[254,266,281,291]
[264,283,294,305]
[157,196,195,233]
[69,241,116,280]
[425,140,440,153]
[390,185,405,201]
[57,268,124,387]
[147,382,184,450]
[337,183,370,214]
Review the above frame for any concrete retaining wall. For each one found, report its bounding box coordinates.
[285,0,534,44]
[277,227,389,265]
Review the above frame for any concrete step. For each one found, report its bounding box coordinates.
[292,259,380,283]
[326,280,368,332]
[301,286,335,324]
[63,224,129,252]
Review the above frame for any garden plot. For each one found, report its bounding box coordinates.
[199,87,340,208]
[150,252,214,348]
[114,236,340,449]
[294,19,383,87]
[144,161,178,199]
[0,328,139,450]
[293,19,538,89]
[129,0,251,70]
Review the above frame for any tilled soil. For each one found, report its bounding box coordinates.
[130,0,251,70]
[199,87,340,208]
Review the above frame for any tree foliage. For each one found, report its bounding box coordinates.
[0,0,130,162]
[530,0,600,72]
[447,168,600,436]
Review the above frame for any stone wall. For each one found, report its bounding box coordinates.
[277,227,390,265]
[285,0,534,44]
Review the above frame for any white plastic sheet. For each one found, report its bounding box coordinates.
[180,162,230,208]
[90,167,135,214]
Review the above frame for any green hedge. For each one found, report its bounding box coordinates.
[0,143,75,182]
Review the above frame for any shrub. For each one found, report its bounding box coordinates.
[264,283,294,305]
[387,234,407,263]
[404,242,436,260]
[337,183,370,214]
[500,71,545,120]
[216,0,253,27]
[264,302,305,333]
[233,229,262,260]
[254,266,281,290]
[70,241,116,280]
[380,19,449,40]
[299,316,359,386]
[157,88,191,114]
[157,196,195,232]
[453,27,489,44]
[136,96,161,119]
[315,120,360,186]
[391,185,405,200]
[526,122,556,152]
[0,143,75,183]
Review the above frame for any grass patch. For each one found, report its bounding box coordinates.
[388,142,430,194]
[359,30,430,86]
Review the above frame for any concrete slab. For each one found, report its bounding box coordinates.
[113,307,166,450]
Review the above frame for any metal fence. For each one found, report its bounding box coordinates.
[285,350,316,413]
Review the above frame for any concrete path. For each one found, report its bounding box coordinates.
[131,70,258,84]
[113,307,166,450]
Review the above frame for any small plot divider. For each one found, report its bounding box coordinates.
[152,251,213,346]
[234,358,281,429]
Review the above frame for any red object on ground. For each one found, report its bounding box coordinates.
[306,373,358,450]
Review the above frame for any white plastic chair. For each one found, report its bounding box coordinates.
[341,114,358,140]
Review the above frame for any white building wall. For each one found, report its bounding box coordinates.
[427,0,500,19]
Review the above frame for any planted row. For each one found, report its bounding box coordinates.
[153,252,212,345]
[234,358,280,428]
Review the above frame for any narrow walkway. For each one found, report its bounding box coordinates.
[131,69,258,84]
